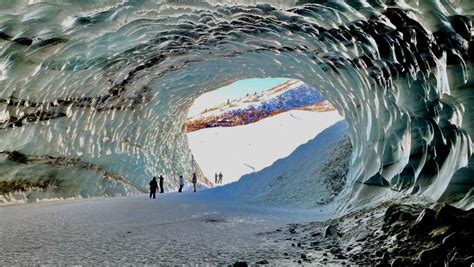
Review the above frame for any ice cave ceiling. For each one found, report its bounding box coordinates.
[0,0,473,207]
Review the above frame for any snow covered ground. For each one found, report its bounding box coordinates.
[0,121,350,265]
[218,121,351,208]
[187,110,343,184]
[0,192,329,265]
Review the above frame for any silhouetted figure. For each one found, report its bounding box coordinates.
[149,177,158,199]
[178,175,184,193]
[192,172,197,192]
[215,173,218,184]
[159,175,164,193]
[218,172,223,184]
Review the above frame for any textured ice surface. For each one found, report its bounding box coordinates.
[0,1,473,208]
[0,193,323,265]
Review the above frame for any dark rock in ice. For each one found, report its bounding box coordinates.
[233,261,248,267]
[12,37,33,46]
[7,151,28,164]
[417,245,442,265]
[434,203,463,225]
[300,254,306,260]
[410,208,435,235]
[364,173,390,187]
[324,225,340,238]
[375,250,384,257]
[430,226,450,240]
[255,259,269,265]
[0,31,12,40]
[448,15,472,41]
[442,232,459,248]
[329,247,341,255]
[448,256,474,266]
[382,252,390,261]
[384,204,419,225]
[390,257,412,266]
[310,232,321,237]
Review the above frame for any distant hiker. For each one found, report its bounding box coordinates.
[218,172,223,184]
[178,175,184,193]
[215,173,218,184]
[192,172,197,192]
[159,175,164,193]
[149,177,158,199]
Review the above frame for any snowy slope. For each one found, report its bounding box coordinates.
[215,121,351,209]
[187,110,343,184]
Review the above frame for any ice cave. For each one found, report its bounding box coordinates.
[0,0,473,265]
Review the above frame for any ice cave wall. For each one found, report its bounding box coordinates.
[0,0,472,207]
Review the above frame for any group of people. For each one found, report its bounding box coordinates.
[214,172,224,184]
[149,172,198,199]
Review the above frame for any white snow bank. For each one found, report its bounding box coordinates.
[187,110,343,184]
[214,121,351,209]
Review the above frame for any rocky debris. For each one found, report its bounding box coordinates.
[410,208,435,234]
[255,259,269,265]
[274,202,473,266]
[379,203,474,266]
[233,261,248,267]
[383,204,421,226]
[318,137,352,200]
[355,229,371,242]
[324,225,340,238]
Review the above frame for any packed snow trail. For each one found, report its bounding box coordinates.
[0,192,330,265]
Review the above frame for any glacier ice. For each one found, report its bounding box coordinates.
[0,0,472,208]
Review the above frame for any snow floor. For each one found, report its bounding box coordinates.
[0,191,332,265]
[187,110,343,184]
[0,120,349,265]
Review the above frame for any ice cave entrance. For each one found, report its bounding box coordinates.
[186,78,343,185]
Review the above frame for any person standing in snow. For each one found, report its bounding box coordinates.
[178,175,184,193]
[159,175,164,193]
[218,172,223,184]
[149,177,158,199]
[215,173,218,184]
[192,172,197,192]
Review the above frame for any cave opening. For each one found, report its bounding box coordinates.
[185,77,348,191]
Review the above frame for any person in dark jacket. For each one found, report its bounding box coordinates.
[192,172,197,192]
[149,177,158,199]
[159,175,164,193]
[178,175,184,193]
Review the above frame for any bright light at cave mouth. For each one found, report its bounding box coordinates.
[186,78,343,184]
